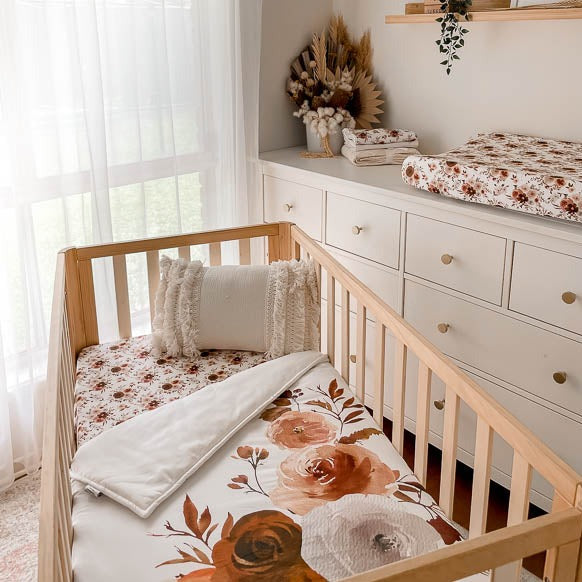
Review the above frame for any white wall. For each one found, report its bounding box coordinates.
[333,0,582,153]
[259,0,333,152]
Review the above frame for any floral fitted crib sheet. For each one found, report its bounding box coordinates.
[402,132,582,223]
[74,335,267,445]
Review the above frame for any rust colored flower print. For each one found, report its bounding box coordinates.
[179,569,215,581]
[74,336,267,445]
[561,198,579,214]
[154,498,324,581]
[228,447,270,497]
[401,132,582,223]
[267,410,336,449]
[270,443,399,515]
[211,510,324,581]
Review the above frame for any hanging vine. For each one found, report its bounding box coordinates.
[436,0,472,75]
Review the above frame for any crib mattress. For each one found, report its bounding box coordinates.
[71,349,488,582]
[402,132,582,223]
[74,336,267,446]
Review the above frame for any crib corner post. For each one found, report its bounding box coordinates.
[277,222,294,261]
[575,486,582,582]
[544,486,582,582]
[62,248,87,358]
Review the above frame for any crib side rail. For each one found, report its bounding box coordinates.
[291,224,582,582]
[38,253,76,582]
[344,507,582,582]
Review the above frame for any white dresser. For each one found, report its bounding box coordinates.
[261,146,582,510]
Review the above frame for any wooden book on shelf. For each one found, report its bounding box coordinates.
[423,0,510,11]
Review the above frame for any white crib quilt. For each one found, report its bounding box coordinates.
[71,355,489,582]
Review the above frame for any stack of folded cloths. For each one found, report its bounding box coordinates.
[341,128,420,167]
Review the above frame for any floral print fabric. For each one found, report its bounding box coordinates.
[343,127,417,147]
[146,374,465,581]
[402,132,582,223]
[74,335,267,445]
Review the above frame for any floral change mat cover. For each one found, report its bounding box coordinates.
[71,357,488,582]
[402,132,582,223]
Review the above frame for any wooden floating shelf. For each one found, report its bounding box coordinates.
[385,7,582,22]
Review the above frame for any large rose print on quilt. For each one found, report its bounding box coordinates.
[152,376,462,581]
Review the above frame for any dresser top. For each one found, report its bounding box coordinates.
[260,146,582,245]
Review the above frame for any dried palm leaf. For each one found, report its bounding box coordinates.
[356,30,373,74]
[328,13,340,46]
[290,46,310,80]
[352,71,384,129]
[311,30,327,83]
[301,50,312,71]
[335,14,351,47]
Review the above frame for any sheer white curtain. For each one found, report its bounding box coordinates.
[0,0,262,492]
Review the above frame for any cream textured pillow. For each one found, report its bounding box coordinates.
[152,256,320,358]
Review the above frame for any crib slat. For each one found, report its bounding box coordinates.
[77,259,98,346]
[267,235,280,264]
[61,312,76,457]
[414,361,432,487]
[146,250,160,327]
[355,303,366,403]
[327,273,335,366]
[112,255,132,339]
[469,417,493,538]
[508,453,532,524]
[57,427,73,540]
[505,452,533,581]
[440,385,460,518]
[373,323,386,425]
[55,432,72,579]
[544,493,580,582]
[313,260,322,352]
[209,242,222,266]
[58,359,73,461]
[315,261,322,292]
[550,540,581,582]
[294,241,301,260]
[392,340,407,455]
[239,238,251,265]
[341,288,350,383]
[178,246,191,261]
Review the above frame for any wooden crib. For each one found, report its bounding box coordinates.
[38,221,582,582]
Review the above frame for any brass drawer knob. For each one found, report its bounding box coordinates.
[441,253,453,265]
[352,225,363,235]
[562,291,577,305]
[437,323,450,334]
[283,203,293,213]
[350,354,357,364]
[434,399,445,411]
[553,371,567,384]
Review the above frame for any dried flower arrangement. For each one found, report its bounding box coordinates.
[287,15,384,158]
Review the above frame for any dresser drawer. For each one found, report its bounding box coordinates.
[326,192,400,269]
[510,243,582,336]
[405,214,506,305]
[404,280,582,417]
[321,249,400,313]
[263,175,323,241]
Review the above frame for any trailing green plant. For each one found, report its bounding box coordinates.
[435,0,471,75]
